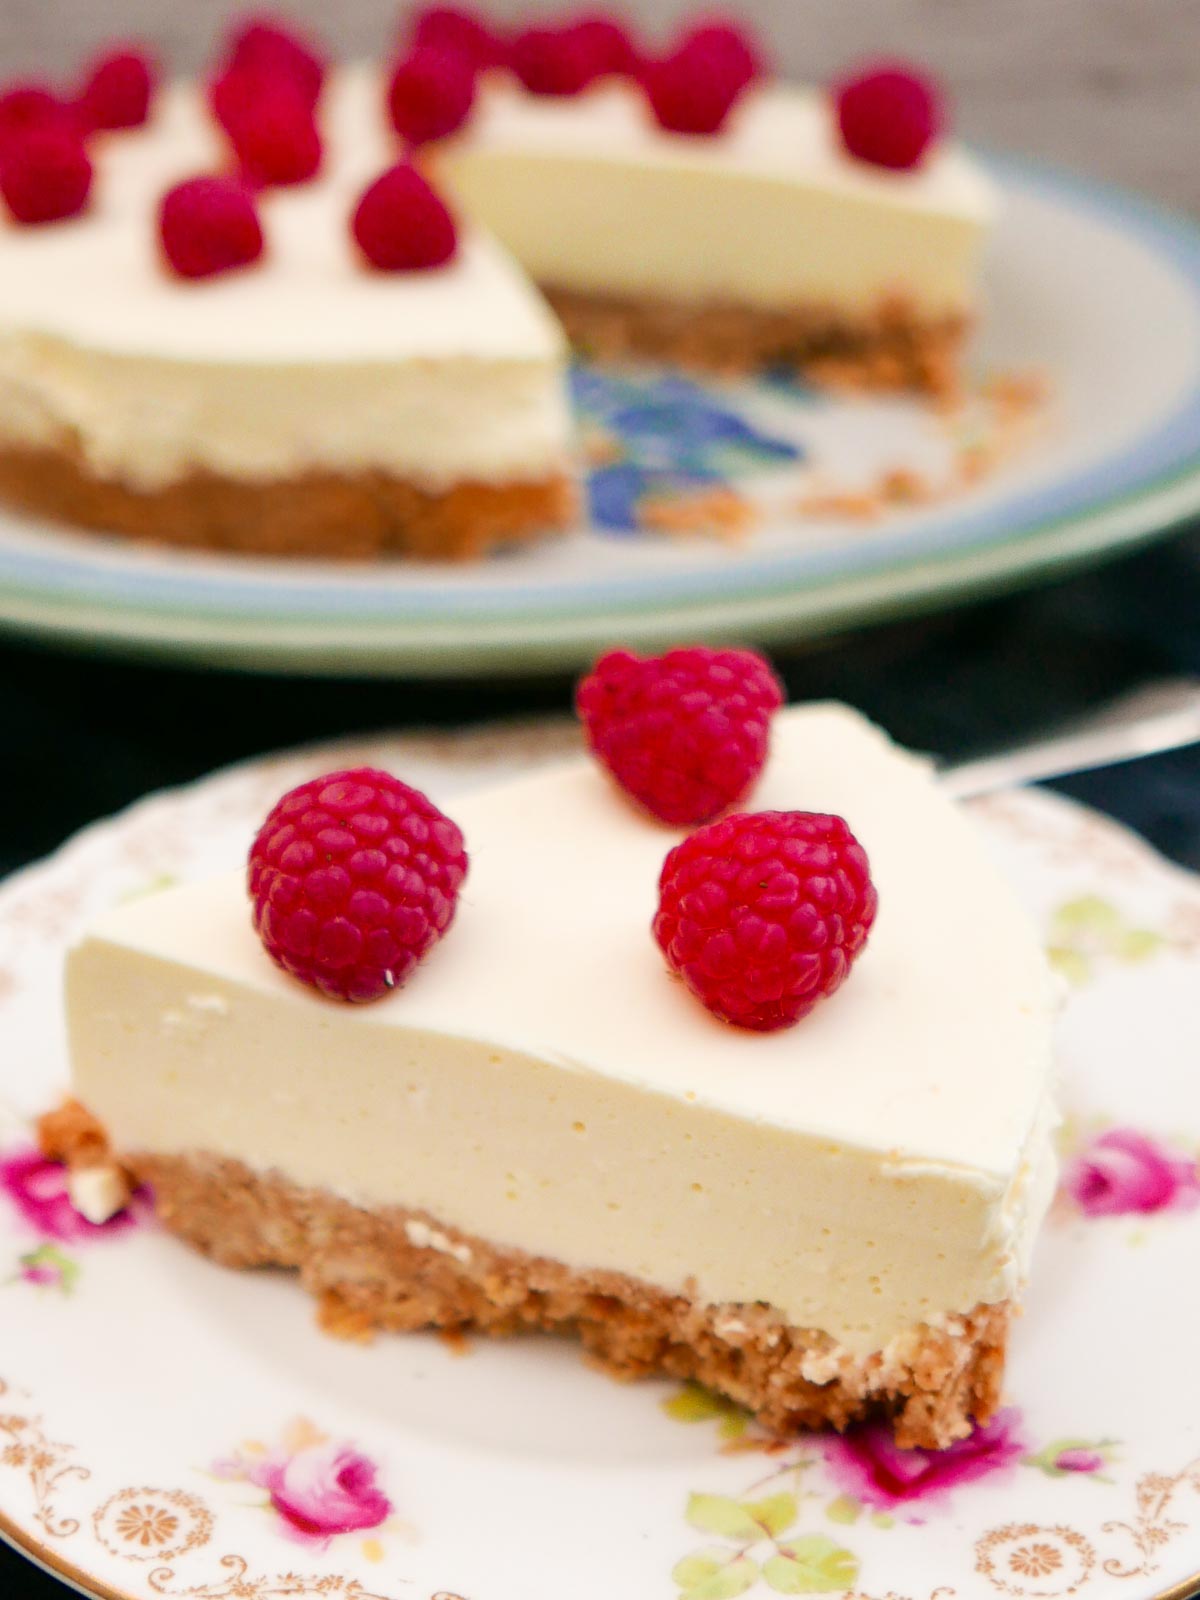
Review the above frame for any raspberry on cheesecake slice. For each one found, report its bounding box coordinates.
[63,682,1056,1450]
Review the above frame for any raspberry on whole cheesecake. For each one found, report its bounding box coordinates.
[219,74,322,187]
[248,767,469,1003]
[570,14,640,78]
[223,15,326,109]
[835,62,943,171]
[576,645,784,825]
[78,46,157,131]
[509,25,598,97]
[409,5,505,71]
[0,122,92,224]
[640,42,746,135]
[158,175,264,279]
[351,161,458,271]
[387,46,476,145]
[676,16,764,91]
[653,810,878,1031]
[0,84,72,151]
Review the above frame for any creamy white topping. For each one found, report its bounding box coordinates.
[0,72,569,491]
[437,78,998,314]
[66,705,1057,1353]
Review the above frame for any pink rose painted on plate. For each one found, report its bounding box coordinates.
[0,1146,141,1242]
[214,1419,392,1549]
[820,1407,1026,1514]
[1061,1128,1200,1217]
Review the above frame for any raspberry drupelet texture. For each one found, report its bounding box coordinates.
[248,767,468,1003]
[654,810,878,1031]
[78,46,156,130]
[158,176,264,279]
[576,646,784,825]
[352,162,458,270]
[0,122,92,224]
[387,46,476,145]
[835,62,943,171]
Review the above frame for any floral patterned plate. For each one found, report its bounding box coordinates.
[1,721,1200,1600]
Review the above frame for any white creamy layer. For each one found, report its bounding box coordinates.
[437,80,998,315]
[66,706,1057,1354]
[0,73,569,491]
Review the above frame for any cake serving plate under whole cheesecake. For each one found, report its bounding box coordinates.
[53,648,1058,1452]
[0,9,997,559]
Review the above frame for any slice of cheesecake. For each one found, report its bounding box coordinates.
[434,79,998,392]
[63,705,1056,1448]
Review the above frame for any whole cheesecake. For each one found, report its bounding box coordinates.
[61,702,1057,1449]
[0,13,998,559]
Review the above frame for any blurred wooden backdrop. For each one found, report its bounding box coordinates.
[1,0,1195,211]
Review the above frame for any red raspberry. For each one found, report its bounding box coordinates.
[387,47,476,145]
[410,5,505,70]
[640,43,745,135]
[576,646,784,825]
[248,767,469,1003]
[78,46,156,131]
[220,75,321,187]
[571,14,640,78]
[352,162,458,271]
[654,811,878,1031]
[676,17,764,91]
[0,84,72,150]
[224,15,325,109]
[509,26,598,97]
[158,176,264,279]
[835,62,943,171]
[0,122,92,224]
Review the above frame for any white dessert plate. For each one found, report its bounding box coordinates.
[2,720,1200,1600]
[1,156,1200,676]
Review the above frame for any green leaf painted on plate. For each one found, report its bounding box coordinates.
[1053,895,1123,936]
[1047,944,1091,985]
[869,1512,895,1530]
[742,1493,797,1537]
[825,1494,861,1525]
[762,1536,859,1594]
[665,1384,750,1440]
[672,1548,759,1599]
[686,1493,762,1541]
[1117,927,1164,962]
[664,1385,730,1424]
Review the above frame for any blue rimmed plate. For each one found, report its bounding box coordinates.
[1,155,1199,676]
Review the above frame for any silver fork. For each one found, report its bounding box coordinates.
[941,677,1200,799]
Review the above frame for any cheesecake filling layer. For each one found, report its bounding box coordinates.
[436,81,998,317]
[0,75,570,493]
[67,706,1057,1360]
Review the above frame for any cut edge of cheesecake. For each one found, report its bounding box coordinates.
[40,1105,1011,1451]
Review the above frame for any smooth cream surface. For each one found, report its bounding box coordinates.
[67,706,1057,1353]
[437,80,998,314]
[0,73,569,490]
